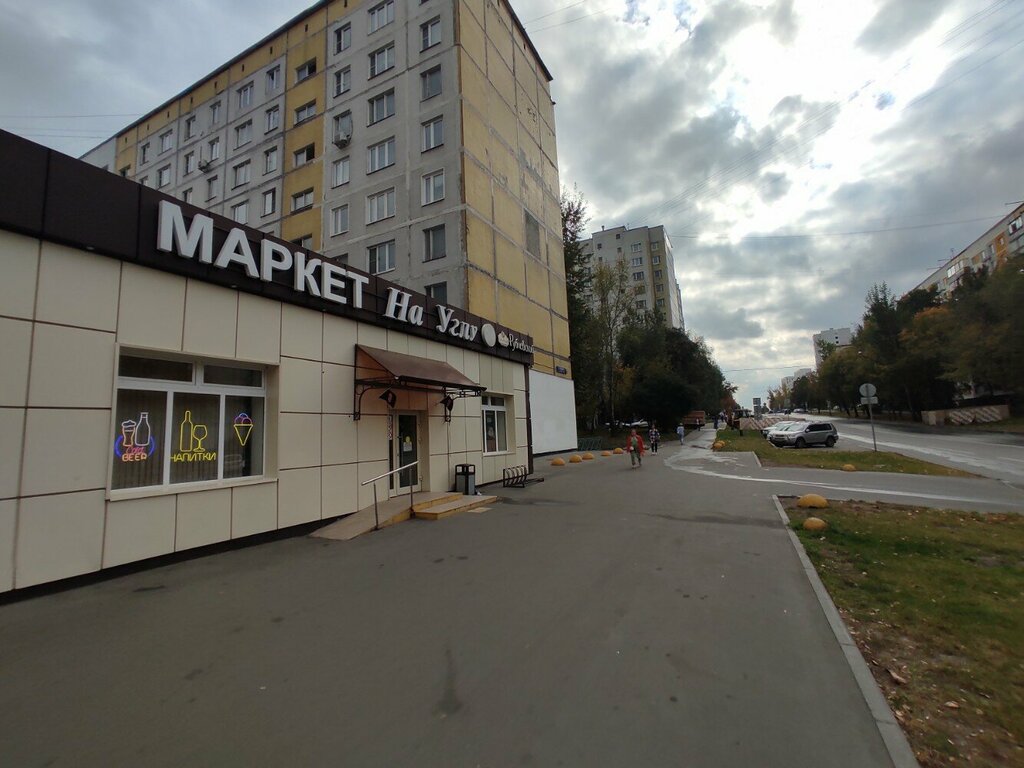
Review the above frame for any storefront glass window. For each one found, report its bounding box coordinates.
[111,353,266,491]
[482,395,508,454]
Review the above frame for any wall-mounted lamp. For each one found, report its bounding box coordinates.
[379,389,397,408]
[440,394,455,422]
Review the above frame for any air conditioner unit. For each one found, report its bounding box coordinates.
[332,132,351,148]
[197,158,211,171]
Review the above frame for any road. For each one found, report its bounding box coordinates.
[828,416,1024,485]
[2,437,904,768]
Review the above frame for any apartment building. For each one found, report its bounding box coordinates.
[914,203,1024,298]
[578,224,684,330]
[812,327,852,368]
[82,0,575,451]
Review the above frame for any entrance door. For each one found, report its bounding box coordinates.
[389,412,421,495]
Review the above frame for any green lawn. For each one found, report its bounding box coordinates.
[784,499,1024,767]
[715,430,973,476]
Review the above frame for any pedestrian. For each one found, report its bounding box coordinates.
[713,413,719,429]
[648,424,660,454]
[626,428,646,468]
[676,423,685,445]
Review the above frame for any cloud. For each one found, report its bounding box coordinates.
[684,303,764,341]
[855,0,955,55]
[874,92,895,110]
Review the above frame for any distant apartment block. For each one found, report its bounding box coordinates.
[914,202,1024,298]
[578,224,684,330]
[813,327,852,368]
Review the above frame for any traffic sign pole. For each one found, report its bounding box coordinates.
[859,383,878,451]
[867,400,877,451]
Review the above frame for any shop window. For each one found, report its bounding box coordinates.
[112,353,265,491]
[482,395,508,454]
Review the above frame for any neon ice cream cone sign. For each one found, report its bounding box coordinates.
[233,413,254,446]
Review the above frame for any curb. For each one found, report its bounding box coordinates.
[771,495,920,768]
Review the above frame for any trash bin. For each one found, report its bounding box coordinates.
[454,463,476,495]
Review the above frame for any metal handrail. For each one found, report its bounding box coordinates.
[361,461,419,531]
[360,461,418,486]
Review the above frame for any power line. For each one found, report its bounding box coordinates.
[722,363,814,373]
[521,0,589,25]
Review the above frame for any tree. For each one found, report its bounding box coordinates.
[591,260,635,425]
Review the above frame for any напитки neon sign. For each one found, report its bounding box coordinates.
[171,409,217,463]
[114,412,156,462]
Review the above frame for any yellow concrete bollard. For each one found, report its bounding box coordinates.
[601,450,612,457]
[613,447,624,455]
[582,452,595,460]
[550,457,566,466]
[803,516,828,532]
[712,440,725,450]
[797,493,829,509]
[841,463,857,472]
[569,454,583,463]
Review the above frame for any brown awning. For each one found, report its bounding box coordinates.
[355,345,484,393]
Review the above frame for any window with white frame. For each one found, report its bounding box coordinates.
[293,144,315,168]
[210,101,222,124]
[235,121,252,148]
[208,137,221,160]
[368,90,395,123]
[292,188,314,212]
[367,137,395,172]
[651,242,660,251]
[111,352,265,491]
[630,256,643,266]
[422,116,443,151]
[262,189,276,216]
[424,224,445,260]
[482,395,508,454]
[366,188,396,223]
[656,298,665,308]
[632,271,644,281]
[295,59,317,83]
[265,106,280,132]
[655,283,664,292]
[295,101,317,125]
[421,17,441,49]
[425,281,447,303]
[292,234,313,249]
[184,152,196,174]
[368,239,396,274]
[264,146,278,174]
[422,169,444,204]
[331,204,349,235]
[334,23,351,53]
[368,0,394,32]
[631,243,642,253]
[654,269,663,279]
[421,66,442,99]
[238,82,254,109]
[369,44,395,78]
[159,131,173,153]
[140,143,150,164]
[182,188,193,204]
[231,201,248,224]
[206,176,218,200]
[266,66,280,92]
[157,165,171,188]
[232,160,251,187]
[332,156,350,187]
[334,67,351,96]
[651,254,661,265]
[636,299,647,309]
[185,116,196,139]
[139,176,150,188]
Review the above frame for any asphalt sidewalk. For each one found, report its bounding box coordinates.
[1,431,907,767]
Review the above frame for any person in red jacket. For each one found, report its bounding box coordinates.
[626,428,646,468]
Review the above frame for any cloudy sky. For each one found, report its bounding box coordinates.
[2,0,1022,404]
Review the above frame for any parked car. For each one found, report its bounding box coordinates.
[761,423,798,442]
[769,421,839,448]
[762,420,797,438]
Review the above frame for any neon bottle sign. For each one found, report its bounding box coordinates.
[114,411,156,462]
